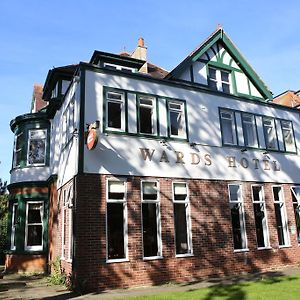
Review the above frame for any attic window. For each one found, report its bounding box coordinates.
[104,63,136,73]
[208,67,230,94]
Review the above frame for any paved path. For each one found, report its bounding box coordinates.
[1,266,300,299]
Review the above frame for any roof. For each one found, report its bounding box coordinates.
[147,62,169,79]
[273,90,300,108]
[165,28,273,101]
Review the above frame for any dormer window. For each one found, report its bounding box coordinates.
[103,63,136,73]
[208,67,230,93]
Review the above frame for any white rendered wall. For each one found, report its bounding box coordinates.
[83,70,300,183]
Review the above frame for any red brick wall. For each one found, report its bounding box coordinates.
[65,174,300,291]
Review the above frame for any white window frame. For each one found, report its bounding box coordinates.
[220,109,237,145]
[263,117,278,150]
[106,178,128,263]
[228,184,248,252]
[138,95,157,135]
[67,187,73,262]
[242,113,258,148]
[208,67,231,93]
[272,185,290,248]
[61,190,67,260]
[172,182,193,257]
[167,100,187,139]
[291,186,300,244]
[61,98,75,149]
[27,129,47,166]
[105,90,126,132]
[141,180,162,260]
[10,203,18,250]
[251,185,270,249]
[281,120,296,152]
[25,201,44,251]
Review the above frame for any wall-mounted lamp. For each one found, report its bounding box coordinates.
[73,75,80,83]
[241,148,247,153]
[159,139,167,146]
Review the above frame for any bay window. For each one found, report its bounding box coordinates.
[141,181,162,258]
[173,182,192,256]
[106,179,127,261]
[13,132,23,167]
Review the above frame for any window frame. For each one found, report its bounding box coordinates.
[208,66,231,94]
[106,178,128,263]
[291,186,300,244]
[172,182,193,257]
[13,131,24,168]
[26,129,47,166]
[105,90,126,132]
[10,202,18,250]
[251,185,270,249]
[272,185,290,248]
[219,109,238,146]
[228,184,248,252]
[140,180,162,260]
[24,201,44,252]
[241,113,259,148]
[263,117,279,151]
[281,120,296,153]
[137,95,158,136]
[167,99,187,139]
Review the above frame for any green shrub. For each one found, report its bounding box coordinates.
[0,194,8,265]
[48,257,66,285]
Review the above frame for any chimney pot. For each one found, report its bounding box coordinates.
[138,37,144,47]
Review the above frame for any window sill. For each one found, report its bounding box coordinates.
[257,247,272,250]
[106,258,129,264]
[279,244,292,249]
[66,259,72,263]
[175,253,194,258]
[143,256,163,261]
[234,248,249,253]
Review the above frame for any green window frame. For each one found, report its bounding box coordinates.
[263,117,279,150]
[219,108,238,146]
[281,120,296,153]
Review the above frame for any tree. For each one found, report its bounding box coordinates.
[0,179,8,265]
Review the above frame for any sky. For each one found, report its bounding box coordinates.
[0,0,300,183]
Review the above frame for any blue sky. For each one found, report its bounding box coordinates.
[0,0,300,183]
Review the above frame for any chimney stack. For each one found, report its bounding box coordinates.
[131,37,148,73]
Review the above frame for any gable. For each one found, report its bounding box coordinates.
[167,29,273,101]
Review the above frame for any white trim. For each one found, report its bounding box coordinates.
[141,180,162,259]
[24,201,44,251]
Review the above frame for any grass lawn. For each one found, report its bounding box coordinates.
[125,274,300,300]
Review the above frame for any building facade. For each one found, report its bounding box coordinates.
[6,28,300,291]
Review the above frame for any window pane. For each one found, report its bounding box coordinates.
[142,203,158,257]
[142,182,157,200]
[229,185,240,201]
[230,203,243,249]
[242,114,258,147]
[221,114,235,145]
[27,225,42,246]
[274,203,285,246]
[222,83,230,94]
[263,119,277,149]
[221,71,229,82]
[253,203,266,247]
[170,111,182,136]
[174,203,188,254]
[293,203,300,243]
[107,203,125,259]
[28,203,43,223]
[208,79,217,90]
[108,102,122,129]
[208,68,216,79]
[139,106,153,134]
[28,139,46,164]
[282,121,295,152]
